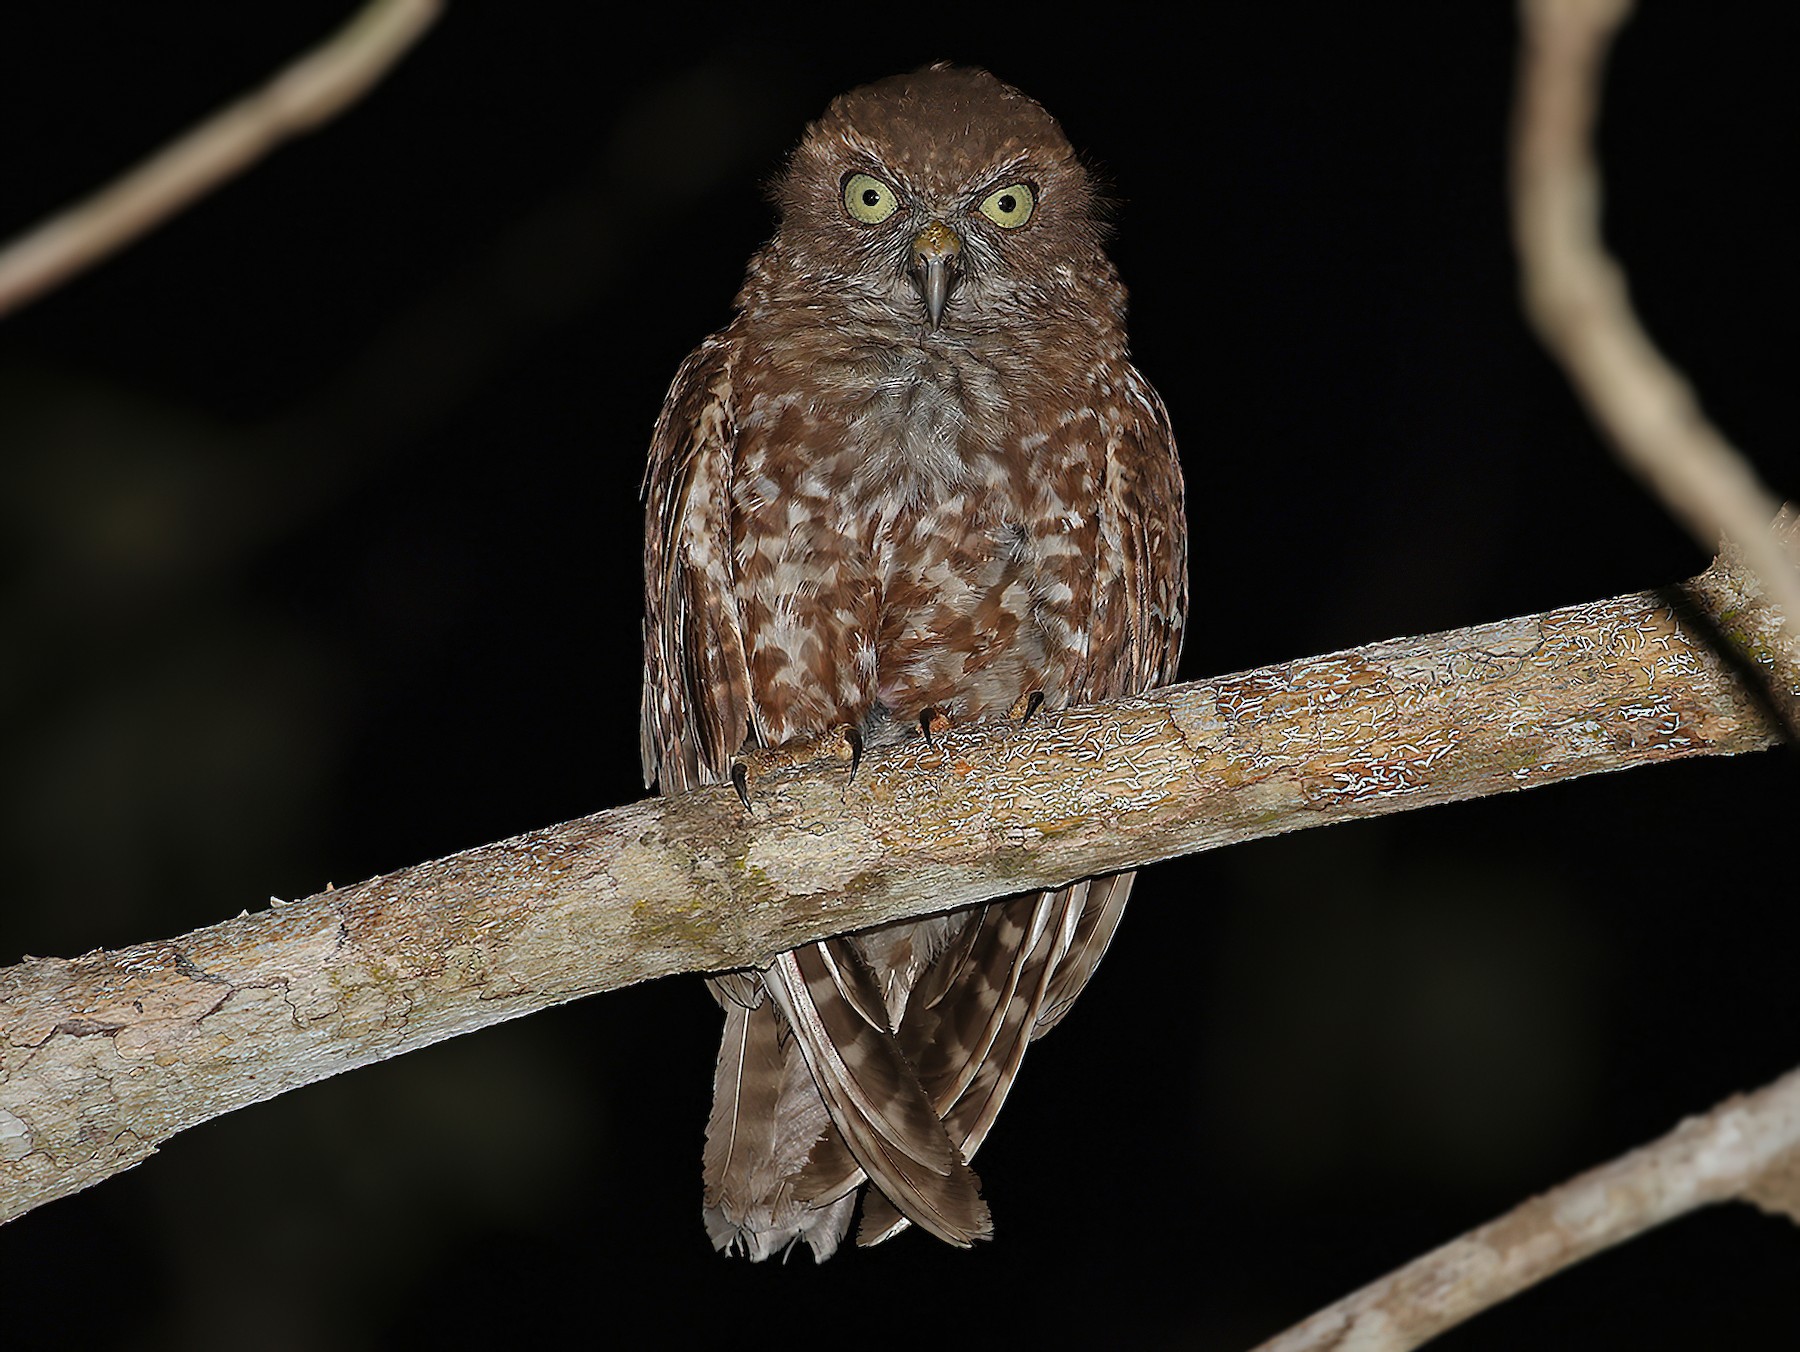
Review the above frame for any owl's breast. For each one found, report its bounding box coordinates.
[840,337,1017,501]
[731,323,1103,739]
[865,500,1059,728]
[742,318,1029,493]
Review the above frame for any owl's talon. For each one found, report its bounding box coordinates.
[730,761,752,812]
[840,725,864,794]
[918,706,951,749]
[1012,690,1045,727]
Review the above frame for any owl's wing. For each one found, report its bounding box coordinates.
[904,375,1187,1088]
[765,941,992,1249]
[1024,372,1188,1033]
[641,334,756,797]
[904,886,1091,1137]
[858,878,1137,1245]
[1082,369,1189,699]
[643,338,782,1224]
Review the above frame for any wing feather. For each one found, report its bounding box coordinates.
[857,886,1084,1246]
[1033,870,1134,1037]
[641,336,755,795]
[1081,370,1187,700]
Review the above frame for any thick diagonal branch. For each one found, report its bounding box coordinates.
[2,536,1794,1224]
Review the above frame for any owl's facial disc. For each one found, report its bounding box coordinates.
[910,220,961,329]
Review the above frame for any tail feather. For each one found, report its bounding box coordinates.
[704,874,1134,1257]
[701,995,783,1218]
[1034,872,1134,1037]
[702,986,855,1261]
[791,1120,864,1204]
[860,881,1117,1249]
[767,943,991,1248]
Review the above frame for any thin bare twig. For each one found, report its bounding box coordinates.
[1254,1065,1800,1352]
[0,0,441,318]
[1512,0,1800,653]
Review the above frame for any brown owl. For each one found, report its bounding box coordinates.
[641,65,1187,1260]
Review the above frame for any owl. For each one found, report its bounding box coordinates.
[641,65,1187,1260]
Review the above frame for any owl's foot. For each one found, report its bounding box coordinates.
[917,706,952,749]
[1010,690,1045,727]
[728,724,864,812]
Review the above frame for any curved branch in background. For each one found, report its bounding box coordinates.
[1243,8,1800,1343]
[0,0,441,318]
[1513,0,1800,657]
[1255,1065,1800,1352]
[3,536,1793,1225]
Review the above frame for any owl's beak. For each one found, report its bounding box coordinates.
[910,220,961,329]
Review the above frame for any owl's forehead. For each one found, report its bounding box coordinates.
[811,67,1074,195]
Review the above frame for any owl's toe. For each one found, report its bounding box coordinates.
[729,761,754,812]
[728,725,863,812]
[839,724,864,794]
[1010,690,1045,727]
[917,706,952,749]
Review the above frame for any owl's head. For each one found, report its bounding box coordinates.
[771,66,1108,333]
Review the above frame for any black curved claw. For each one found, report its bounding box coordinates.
[843,726,864,790]
[1018,690,1045,727]
[730,761,752,811]
[918,705,952,749]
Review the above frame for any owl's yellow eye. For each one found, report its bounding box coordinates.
[977,183,1035,229]
[843,173,900,224]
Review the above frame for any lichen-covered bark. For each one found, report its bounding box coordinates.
[1,553,1792,1223]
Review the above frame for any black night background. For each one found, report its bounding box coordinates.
[1,4,1795,1347]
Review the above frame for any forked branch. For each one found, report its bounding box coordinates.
[1245,2,1800,1343]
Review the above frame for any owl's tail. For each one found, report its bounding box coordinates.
[701,938,992,1261]
[702,875,1133,1258]
[702,991,860,1260]
[764,941,992,1247]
